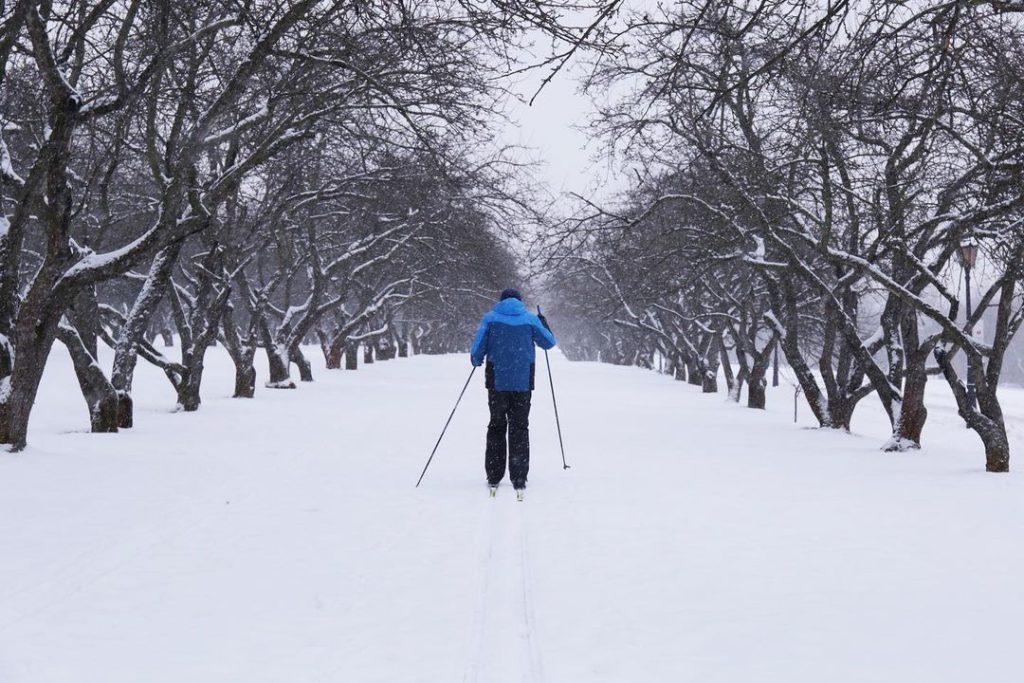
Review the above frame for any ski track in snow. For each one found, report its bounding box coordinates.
[518,504,546,683]
[462,493,496,683]
[463,491,544,683]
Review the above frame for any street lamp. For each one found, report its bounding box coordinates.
[958,233,979,411]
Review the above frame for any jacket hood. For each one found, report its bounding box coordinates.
[494,298,527,316]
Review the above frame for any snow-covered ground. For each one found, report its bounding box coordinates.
[2,346,1024,682]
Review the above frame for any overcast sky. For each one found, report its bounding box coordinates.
[497,1,658,205]
[501,61,605,199]
[491,1,649,205]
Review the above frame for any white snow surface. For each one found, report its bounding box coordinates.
[3,346,1024,682]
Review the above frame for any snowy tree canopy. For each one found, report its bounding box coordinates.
[0,0,612,449]
[540,0,1024,471]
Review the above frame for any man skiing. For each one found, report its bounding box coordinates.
[470,289,556,500]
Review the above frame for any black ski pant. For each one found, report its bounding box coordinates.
[485,389,532,488]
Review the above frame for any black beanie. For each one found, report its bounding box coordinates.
[500,288,522,301]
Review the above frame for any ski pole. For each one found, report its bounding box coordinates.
[415,365,477,487]
[538,306,570,470]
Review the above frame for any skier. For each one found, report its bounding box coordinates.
[470,289,556,500]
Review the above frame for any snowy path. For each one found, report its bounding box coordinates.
[2,348,1024,682]
[463,497,545,683]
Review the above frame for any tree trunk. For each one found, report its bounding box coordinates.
[345,341,358,370]
[234,361,256,398]
[0,285,66,450]
[62,289,120,433]
[223,339,257,399]
[747,365,767,409]
[767,278,834,428]
[721,345,740,402]
[175,317,224,411]
[111,244,181,429]
[673,359,687,382]
[0,366,44,451]
[293,346,313,382]
[747,351,771,409]
[829,397,856,431]
[702,371,718,394]
[982,427,1011,473]
[0,330,58,450]
[176,368,202,412]
[116,392,134,429]
[0,61,79,449]
[885,363,927,451]
[264,345,295,388]
[686,356,702,386]
[114,392,132,428]
[364,343,374,364]
[931,272,1018,472]
[883,309,930,450]
[734,369,749,403]
[57,324,119,433]
[325,335,344,369]
[220,306,257,399]
[398,337,408,358]
[115,389,133,429]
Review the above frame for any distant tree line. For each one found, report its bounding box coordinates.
[544,0,1024,471]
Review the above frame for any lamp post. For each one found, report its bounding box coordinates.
[958,233,979,412]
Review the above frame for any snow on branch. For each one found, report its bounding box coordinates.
[202,101,271,147]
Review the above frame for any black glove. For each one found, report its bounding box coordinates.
[538,313,551,332]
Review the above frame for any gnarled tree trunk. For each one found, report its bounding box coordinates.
[111,244,181,428]
[57,322,119,433]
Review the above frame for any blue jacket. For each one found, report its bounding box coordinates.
[470,298,556,392]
